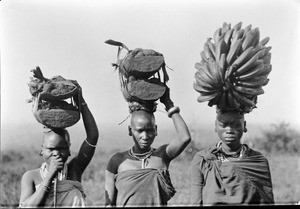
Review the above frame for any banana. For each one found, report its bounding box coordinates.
[217,91,227,109]
[196,64,218,87]
[231,29,245,47]
[241,30,254,51]
[194,71,215,89]
[226,39,242,65]
[204,42,215,60]
[208,92,222,106]
[218,53,227,78]
[221,22,231,34]
[234,85,264,96]
[234,61,265,80]
[204,60,220,85]
[235,78,266,88]
[232,22,243,38]
[213,27,222,44]
[257,64,272,77]
[231,89,257,107]
[206,38,216,59]
[250,28,260,47]
[262,78,270,86]
[259,37,270,46]
[234,49,266,76]
[200,51,209,63]
[209,59,223,84]
[243,24,252,34]
[193,82,216,94]
[228,89,241,109]
[215,39,227,62]
[231,46,254,68]
[223,28,234,45]
[197,92,218,103]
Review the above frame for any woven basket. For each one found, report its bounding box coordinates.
[32,94,80,129]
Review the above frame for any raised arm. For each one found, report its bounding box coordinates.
[72,84,99,173]
[160,87,191,161]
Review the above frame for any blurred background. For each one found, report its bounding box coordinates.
[1,0,299,207]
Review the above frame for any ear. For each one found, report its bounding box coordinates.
[215,120,217,132]
[39,150,43,156]
[128,126,132,136]
[244,121,247,133]
[155,125,158,136]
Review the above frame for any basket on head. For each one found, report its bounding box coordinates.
[32,93,80,129]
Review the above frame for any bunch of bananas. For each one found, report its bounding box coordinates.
[194,22,272,113]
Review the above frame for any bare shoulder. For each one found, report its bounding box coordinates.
[22,168,40,184]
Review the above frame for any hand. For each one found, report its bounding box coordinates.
[160,86,174,111]
[48,155,64,178]
[71,81,85,107]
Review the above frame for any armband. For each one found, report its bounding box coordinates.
[167,106,180,118]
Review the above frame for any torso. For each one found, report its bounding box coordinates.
[107,144,171,174]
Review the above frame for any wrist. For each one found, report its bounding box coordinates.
[167,106,180,118]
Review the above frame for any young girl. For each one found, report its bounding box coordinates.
[19,86,99,207]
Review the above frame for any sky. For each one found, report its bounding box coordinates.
[1,0,300,150]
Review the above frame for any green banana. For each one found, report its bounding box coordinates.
[208,92,222,106]
[197,92,218,103]
[226,39,242,65]
[231,89,257,107]
[221,22,231,34]
[204,60,220,85]
[204,42,215,60]
[241,30,254,51]
[234,85,264,95]
[262,78,270,86]
[206,39,216,59]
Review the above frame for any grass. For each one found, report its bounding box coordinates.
[1,146,299,207]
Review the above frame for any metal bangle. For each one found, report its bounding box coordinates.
[167,106,180,118]
[85,139,97,148]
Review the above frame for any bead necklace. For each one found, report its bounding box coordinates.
[128,147,154,169]
[216,142,245,163]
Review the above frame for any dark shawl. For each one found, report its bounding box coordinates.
[115,168,176,207]
[193,144,274,205]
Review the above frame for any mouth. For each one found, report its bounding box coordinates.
[224,136,236,140]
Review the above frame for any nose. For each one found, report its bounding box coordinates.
[140,131,149,141]
[225,126,234,133]
[52,150,60,156]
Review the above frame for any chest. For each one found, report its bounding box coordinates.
[118,155,168,173]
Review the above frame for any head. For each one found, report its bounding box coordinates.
[40,128,71,165]
[215,109,247,150]
[128,110,157,151]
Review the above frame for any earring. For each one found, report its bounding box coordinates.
[244,128,247,133]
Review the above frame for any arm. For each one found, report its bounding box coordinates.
[19,156,64,207]
[73,84,99,174]
[160,87,191,160]
[105,170,117,206]
[190,154,204,206]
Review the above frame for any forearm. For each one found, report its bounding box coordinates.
[170,112,191,145]
[20,178,53,207]
[81,101,99,145]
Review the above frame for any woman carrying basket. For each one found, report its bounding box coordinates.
[19,83,99,207]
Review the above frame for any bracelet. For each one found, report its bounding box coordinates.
[167,106,180,118]
[41,184,51,192]
[85,139,97,148]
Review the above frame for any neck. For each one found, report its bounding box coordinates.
[132,146,152,154]
[221,142,242,154]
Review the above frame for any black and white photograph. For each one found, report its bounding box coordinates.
[1,0,299,207]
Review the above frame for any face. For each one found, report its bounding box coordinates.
[41,131,70,165]
[129,110,157,151]
[215,111,246,149]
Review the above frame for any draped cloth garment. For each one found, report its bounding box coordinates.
[191,144,274,206]
[115,168,176,207]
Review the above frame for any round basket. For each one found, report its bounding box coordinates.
[32,94,80,129]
